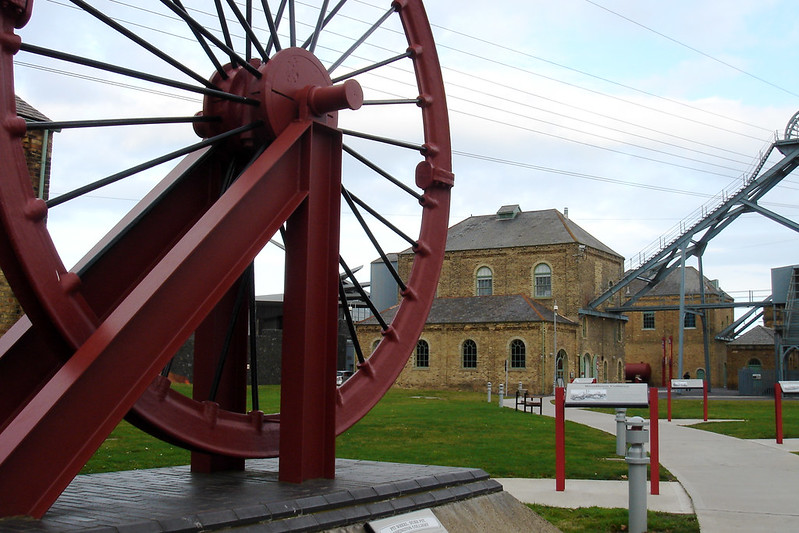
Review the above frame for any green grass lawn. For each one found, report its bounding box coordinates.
[530,504,700,533]
[80,386,696,530]
[84,387,671,482]
[604,396,799,439]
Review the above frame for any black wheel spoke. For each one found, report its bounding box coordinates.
[362,98,420,106]
[327,6,396,74]
[47,122,263,208]
[339,257,389,331]
[160,0,262,78]
[209,271,251,403]
[338,280,365,365]
[212,0,237,65]
[25,115,219,131]
[20,43,258,105]
[331,50,412,84]
[342,188,407,293]
[306,0,329,54]
[301,0,347,50]
[343,188,418,248]
[261,0,285,54]
[247,264,260,412]
[342,129,425,154]
[69,0,217,90]
[343,144,423,200]
[223,0,269,61]
[288,0,296,47]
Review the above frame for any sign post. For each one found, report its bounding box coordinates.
[775,381,799,443]
[669,378,707,421]
[556,383,659,495]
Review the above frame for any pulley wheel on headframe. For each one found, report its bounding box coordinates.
[0,0,451,517]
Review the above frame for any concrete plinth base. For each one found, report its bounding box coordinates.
[0,459,558,532]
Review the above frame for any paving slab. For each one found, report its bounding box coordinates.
[504,393,799,533]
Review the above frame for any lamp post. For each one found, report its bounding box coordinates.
[553,301,558,395]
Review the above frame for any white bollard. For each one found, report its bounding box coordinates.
[615,408,627,456]
[498,383,504,408]
[487,382,492,403]
[625,416,649,533]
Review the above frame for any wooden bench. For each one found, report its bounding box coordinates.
[515,389,543,414]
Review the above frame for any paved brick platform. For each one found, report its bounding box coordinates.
[0,459,501,532]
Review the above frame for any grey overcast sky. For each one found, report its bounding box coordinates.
[13,0,799,317]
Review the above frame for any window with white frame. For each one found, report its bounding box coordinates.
[510,339,526,368]
[415,339,429,368]
[476,266,493,296]
[462,339,477,368]
[642,311,655,330]
[534,263,552,298]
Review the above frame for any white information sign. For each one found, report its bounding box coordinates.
[367,509,447,533]
[670,379,704,390]
[564,382,649,408]
[779,381,799,394]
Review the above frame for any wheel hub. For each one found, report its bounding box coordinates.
[194,48,362,150]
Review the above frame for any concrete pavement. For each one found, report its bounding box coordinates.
[498,394,799,532]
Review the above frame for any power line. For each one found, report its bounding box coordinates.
[583,0,799,99]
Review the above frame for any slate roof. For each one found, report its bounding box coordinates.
[359,294,575,326]
[15,95,50,122]
[441,208,621,257]
[728,325,774,346]
[626,266,732,300]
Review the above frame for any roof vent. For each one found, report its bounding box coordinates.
[497,204,521,220]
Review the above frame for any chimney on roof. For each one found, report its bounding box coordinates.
[564,207,569,219]
[497,204,521,220]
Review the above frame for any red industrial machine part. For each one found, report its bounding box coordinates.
[0,0,452,518]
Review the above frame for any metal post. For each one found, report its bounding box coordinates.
[487,382,492,403]
[776,382,783,444]
[703,381,708,422]
[555,387,565,491]
[553,302,558,395]
[649,386,660,496]
[625,417,649,533]
[498,382,504,408]
[615,408,627,456]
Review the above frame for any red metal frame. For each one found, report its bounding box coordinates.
[0,0,452,518]
[649,386,659,495]
[776,382,784,444]
[555,387,565,491]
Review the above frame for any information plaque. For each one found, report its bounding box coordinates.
[779,381,799,394]
[564,382,649,408]
[670,378,704,389]
[366,509,447,533]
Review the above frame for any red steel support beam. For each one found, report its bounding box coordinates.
[555,386,565,491]
[279,122,342,482]
[776,382,783,444]
[649,386,659,495]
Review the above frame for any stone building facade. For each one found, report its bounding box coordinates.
[623,267,733,388]
[357,206,627,394]
[0,96,54,335]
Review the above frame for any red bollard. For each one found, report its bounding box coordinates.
[649,387,659,495]
[667,380,672,422]
[776,382,784,444]
[703,381,708,422]
[555,387,565,491]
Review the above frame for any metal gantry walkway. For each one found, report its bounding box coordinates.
[582,135,799,386]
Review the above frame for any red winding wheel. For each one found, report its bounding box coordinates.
[0,0,451,518]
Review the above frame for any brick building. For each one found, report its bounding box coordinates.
[0,96,54,335]
[623,267,733,388]
[357,206,627,394]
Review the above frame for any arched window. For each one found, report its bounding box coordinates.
[534,263,552,298]
[415,340,429,368]
[556,351,565,387]
[747,358,762,368]
[510,339,526,368]
[462,339,477,368]
[476,266,493,296]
